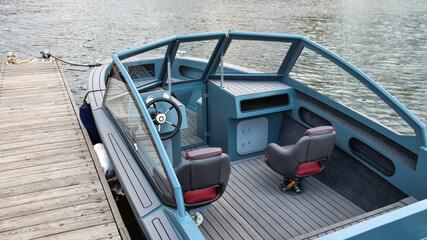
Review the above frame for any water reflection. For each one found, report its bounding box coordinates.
[0,0,426,127]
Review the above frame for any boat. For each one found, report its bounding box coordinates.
[83,32,427,239]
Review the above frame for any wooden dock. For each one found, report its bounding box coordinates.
[0,60,129,239]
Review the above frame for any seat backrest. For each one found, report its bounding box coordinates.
[293,126,336,164]
[175,147,231,208]
[177,148,230,192]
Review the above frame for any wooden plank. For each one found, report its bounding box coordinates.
[237,159,327,229]
[210,201,257,240]
[253,158,365,216]
[0,172,99,199]
[0,133,85,152]
[0,119,78,136]
[195,152,368,240]
[305,177,365,216]
[0,60,124,239]
[0,109,74,122]
[0,84,67,97]
[231,163,316,235]
[206,206,244,240]
[210,80,291,96]
[291,202,404,240]
[0,99,70,110]
[0,90,68,101]
[0,181,103,210]
[0,158,91,181]
[0,140,86,159]
[248,158,356,224]
[0,92,69,103]
[0,123,80,140]
[36,223,121,240]
[247,160,350,223]
[201,210,234,240]
[0,201,112,232]
[221,185,284,240]
[212,195,271,239]
[0,212,115,240]
[0,115,78,130]
[0,190,107,220]
[0,163,96,189]
[0,149,90,172]
[0,98,69,108]
[0,128,81,145]
[0,104,73,115]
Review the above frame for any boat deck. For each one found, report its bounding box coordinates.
[0,60,128,239]
[181,108,203,146]
[181,147,407,240]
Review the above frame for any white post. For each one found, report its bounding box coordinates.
[220,50,224,88]
[168,55,172,94]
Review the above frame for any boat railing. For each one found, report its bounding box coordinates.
[106,32,427,216]
[206,32,426,148]
[297,35,427,147]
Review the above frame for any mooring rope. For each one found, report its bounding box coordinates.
[0,52,101,68]
[49,54,101,67]
[39,51,100,68]
[0,53,32,64]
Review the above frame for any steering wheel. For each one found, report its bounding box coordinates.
[146,97,182,140]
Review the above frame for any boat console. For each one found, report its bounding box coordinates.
[208,79,294,160]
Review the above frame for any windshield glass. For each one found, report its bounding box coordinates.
[171,39,219,81]
[289,47,415,136]
[122,45,168,89]
[216,39,292,74]
[103,66,175,205]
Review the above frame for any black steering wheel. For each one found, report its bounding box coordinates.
[146,97,182,140]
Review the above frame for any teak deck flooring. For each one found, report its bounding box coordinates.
[200,156,367,240]
[181,108,203,146]
[182,146,381,240]
[0,60,125,239]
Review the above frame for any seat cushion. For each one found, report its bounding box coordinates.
[296,161,321,176]
[184,187,218,204]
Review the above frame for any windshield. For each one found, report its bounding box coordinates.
[103,66,175,205]
[216,39,292,74]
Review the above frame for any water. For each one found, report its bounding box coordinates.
[1,0,426,127]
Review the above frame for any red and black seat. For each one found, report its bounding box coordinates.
[265,126,336,193]
[175,147,231,209]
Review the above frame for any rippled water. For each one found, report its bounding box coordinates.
[1,0,426,129]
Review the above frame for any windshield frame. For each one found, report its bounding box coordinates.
[104,32,427,217]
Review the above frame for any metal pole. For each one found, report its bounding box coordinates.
[220,49,224,88]
[168,55,172,94]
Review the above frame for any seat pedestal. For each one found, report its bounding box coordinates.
[280,177,304,194]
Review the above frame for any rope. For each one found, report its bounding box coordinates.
[49,54,101,67]
[1,53,32,64]
[0,52,100,68]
